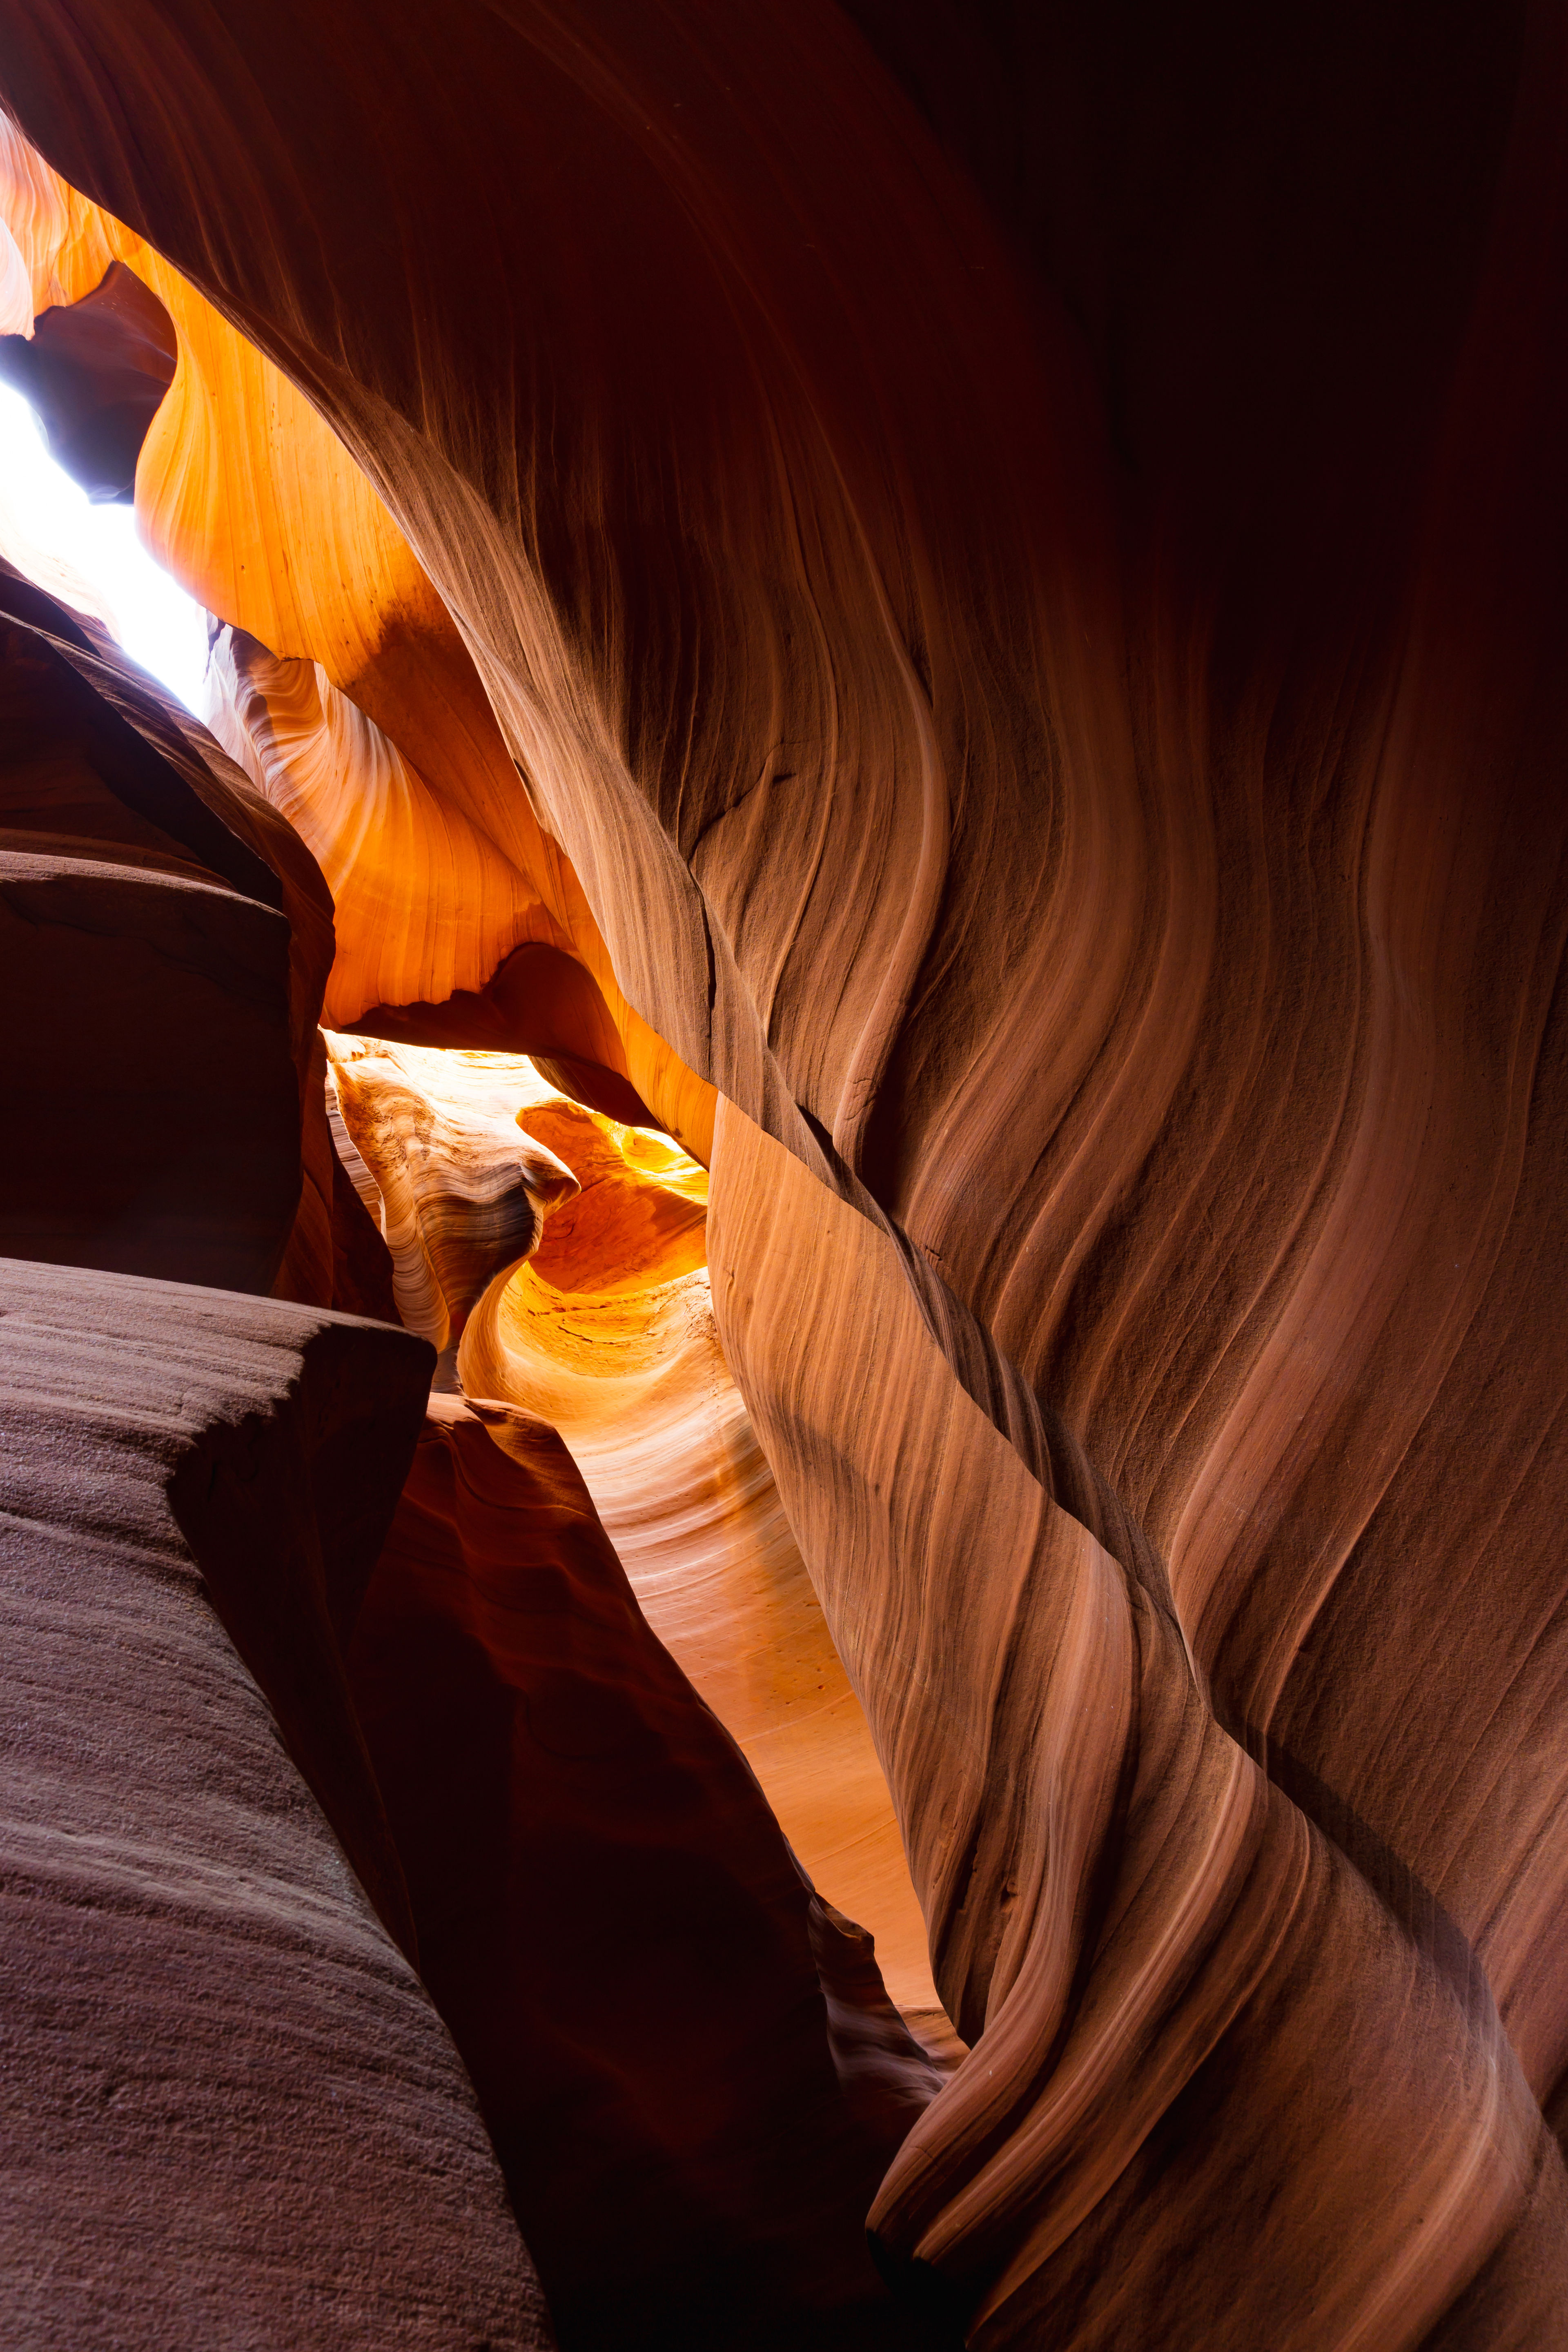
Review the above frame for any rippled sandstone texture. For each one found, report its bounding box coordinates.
[0,558,942,2342]
[1,3,1568,2348]
[326,1034,578,1381]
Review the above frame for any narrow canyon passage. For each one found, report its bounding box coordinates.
[3,8,1568,2350]
[0,103,958,2348]
[325,1031,942,2021]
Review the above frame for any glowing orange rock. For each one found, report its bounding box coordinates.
[325,1035,576,1384]
[4,7,1568,2345]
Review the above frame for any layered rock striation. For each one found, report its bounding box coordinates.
[0,6,1566,2348]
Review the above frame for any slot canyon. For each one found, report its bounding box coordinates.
[2,4,1567,2346]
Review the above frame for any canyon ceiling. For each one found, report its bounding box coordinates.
[2,3,1567,2348]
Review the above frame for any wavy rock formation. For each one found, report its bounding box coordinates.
[711,1106,1568,2345]
[205,620,709,1146]
[0,5,1566,2347]
[313,1032,948,2334]
[320,1031,940,2020]
[456,1066,942,2021]
[325,1034,578,1381]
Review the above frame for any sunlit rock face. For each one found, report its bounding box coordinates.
[325,1035,578,1383]
[327,1036,941,2022]
[467,1060,942,2022]
[0,4,1567,2347]
[205,619,713,1143]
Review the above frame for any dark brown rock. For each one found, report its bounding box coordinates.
[0,581,340,1297]
[0,1254,552,2348]
[0,844,300,1288]
[348,1393,943,2352]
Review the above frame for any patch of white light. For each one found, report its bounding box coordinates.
[0,378,209,713]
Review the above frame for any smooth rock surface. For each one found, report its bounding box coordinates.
[0,1256,552,2348]
[1,9,1567,2344]
[0,574,339,1299]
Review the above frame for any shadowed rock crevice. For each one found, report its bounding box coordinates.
[349,1396,951,2351]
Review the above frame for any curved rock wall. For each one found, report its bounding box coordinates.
[455,1063,941,2018]
[711,1102,1568,2345]
[311,1031,941,2019]
[1,4,1567,2345]
[325,1034,577,1377]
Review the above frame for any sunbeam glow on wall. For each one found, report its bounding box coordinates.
[0,380,208,712]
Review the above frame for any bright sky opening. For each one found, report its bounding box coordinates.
[0,379,209,713]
